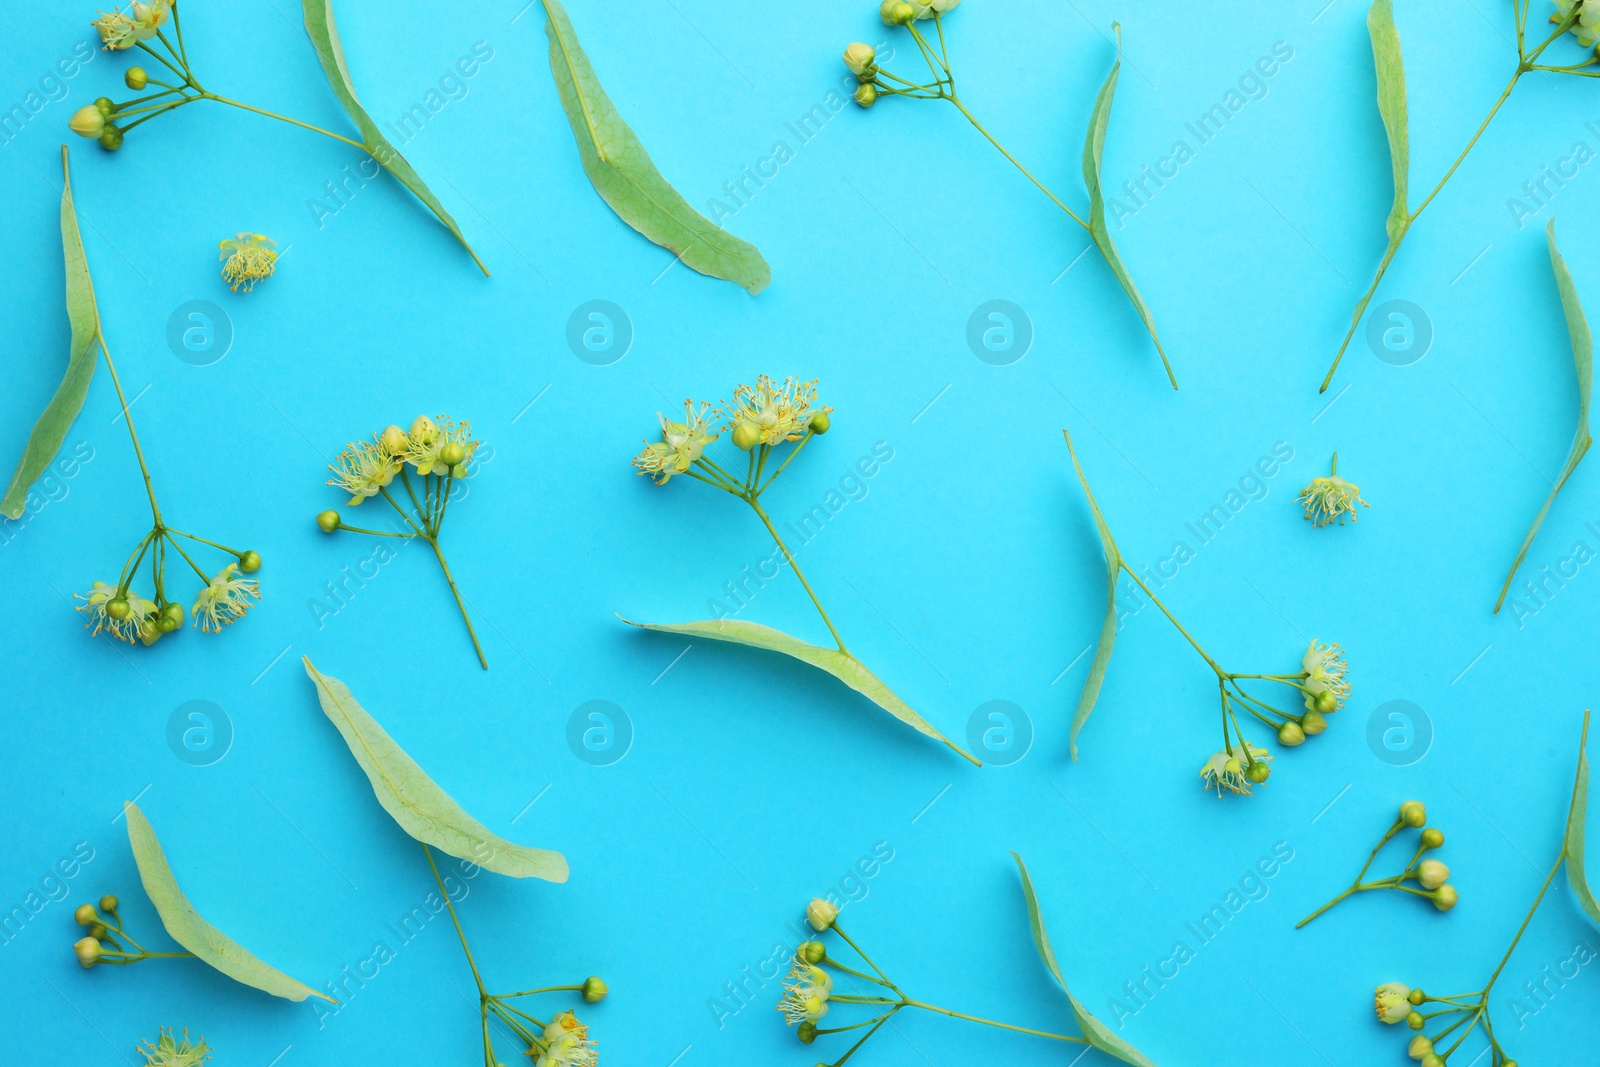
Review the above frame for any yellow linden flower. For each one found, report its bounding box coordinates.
[534,1011,597,1067]
[92,0,169,50]
[138,1027,211,1067]
[777,958,833,1025]
[721,376,828,447]
[1374,982,1412,1024]
[75,582,157,643]
[219,233,278,292]
[327,437,401,505]
[191,563,260,633]
[1199,745,1271,797]
[1301,640,1351,712]
[404,415,477,477]
[1296,473,1367,526]
[633,400,718,484]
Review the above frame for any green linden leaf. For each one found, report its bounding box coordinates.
[619,616,978,764]
[1063,429,1122,762]
[1495,219,1594,612]
[1011,853,1161,1067]
[124,801,333,1003]
[1081,23,1174,389]
[1366,0,1410,245]
[301,0,488,275]
[2,147,100,520]
[541,0,771,294]
[1564,711,1600,928]
[303,659,569,882]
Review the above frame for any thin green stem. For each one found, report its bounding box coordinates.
[423,845,486,997]
[163,532,212,583]
[756,432,817,495]
[134,40,186,80]
[97,336,162,525]
[904,999,1087,1043]
[829,923,899,995]
[429,536,488,670]
[945,96,1088,231]
[164,529,242,557]
[747,497,848,654]
[1118,563,1225,675]
[200,93,367,150]
[496,985,582,999]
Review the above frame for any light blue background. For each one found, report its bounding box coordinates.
[3,1,1599,1064]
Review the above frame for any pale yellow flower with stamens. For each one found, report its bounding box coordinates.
[219,233,278,292]
[533,1010,597,1067]
[138,1027,212,1067]
[75,582,156,643]
[1199,745,1271,797]
[633,400,719,484]
[405,415,477,477]
[328,437,401,505]
[93,1,168,49]
[191,563,260,633]
[777,957,833,1025]
[1296,473,1367,526]
[1374,982,1412,1024]
[1301,640,1351,713]
[721,376,829,446]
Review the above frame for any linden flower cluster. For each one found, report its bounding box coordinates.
[91,0,171,53]
[218,233,277,292]
[632,375,830,486]
[77,546,260,644]
[137,1027,211,1067]
[71,894,195,972]
[1296,453,1368,527]
[1299,800,1458,928]
[841,0,962,107]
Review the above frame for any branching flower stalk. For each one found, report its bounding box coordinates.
[421,846,606,1067]
[1371,711,1595,1067]
[1321,0,1597,392]
[68,0,486,273]
[317,416,487,669]
[1064,428,1349,793]
[1298,800,1456,927]
[70,895,194,969]
[781,899,1088,1065]
[843,1,1175,387]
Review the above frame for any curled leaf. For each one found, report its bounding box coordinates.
[2,147,100,520]
[541,0,771,294]
[1367,0,1410,244]
[1062,429,1122,761]
[1564,710,1600,928]
[301,0,487,274]
[619,615,978,764]
[1496,220,1594,612]
[303,659,569,882]
[1011,853,1160,1066]
[124,801,333,1003]
[1081,24,1173,388]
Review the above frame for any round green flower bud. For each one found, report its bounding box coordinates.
[1420,827,1444,850]
[843,42,876,77]
[440,441,467,466]
[1430,884,1458,911]
[98,125,123,151]
[1277,721,1305,747]
[1405,1010,1424,1031]
[799,940,827,964]
[1407,1034,1433,1060]
[69,104,105,138]
[89,922,107,939]
[1399,800,1427,827]
[238,550,262,573]
[316,510,342,533]
[106,597,131,621]
[1421,1055,1445,1067]
[1314,688,1337,714]
[124,66,148,90]
[1407,987,1426,1006]
[1300,710,1327,736]
[74,903,97,926]
[806,898,839,932]
[94,97,115,115]
[881,0,916,25]
[809,411,831,434]
[581,976,608,1002]
[156,611,180,634]
[1501,1060,1519,1067]
[854,83,878,108]
[1417,859,1449,890]
[798,1021,818,1044]
[1246,759,1271,784]
[732,421,760,451]
[73,936,102,968]
[160,601,186,628]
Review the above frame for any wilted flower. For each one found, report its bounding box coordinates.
[778,958,833,1025]
[219,233,278,292]
[138,1028,212,1067]
[1301,640,1351,712]
[721,376,828,447]
[328,437,402,504]
[633,400,719,484]
[1199,745,1272,797]
[1296,472,1367,526]
[534,1011,596,1067]
[191,563,260,633]
[75,582,157,643]
[1375,982,1412,1024]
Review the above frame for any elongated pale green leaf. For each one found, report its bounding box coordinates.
[124,802,333,1003]
[1564,711,1600,927]
[542,0,771,294]
[1081,24,1173,388]
[1011,853,1160,1067]
[620,616,977,764]
[2,148,100,520]
[303,659,569,881]
[1063,429,1121,762]
[1367,0,1409,243]
[1495,220,1594,612]
[301,0,487,275]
